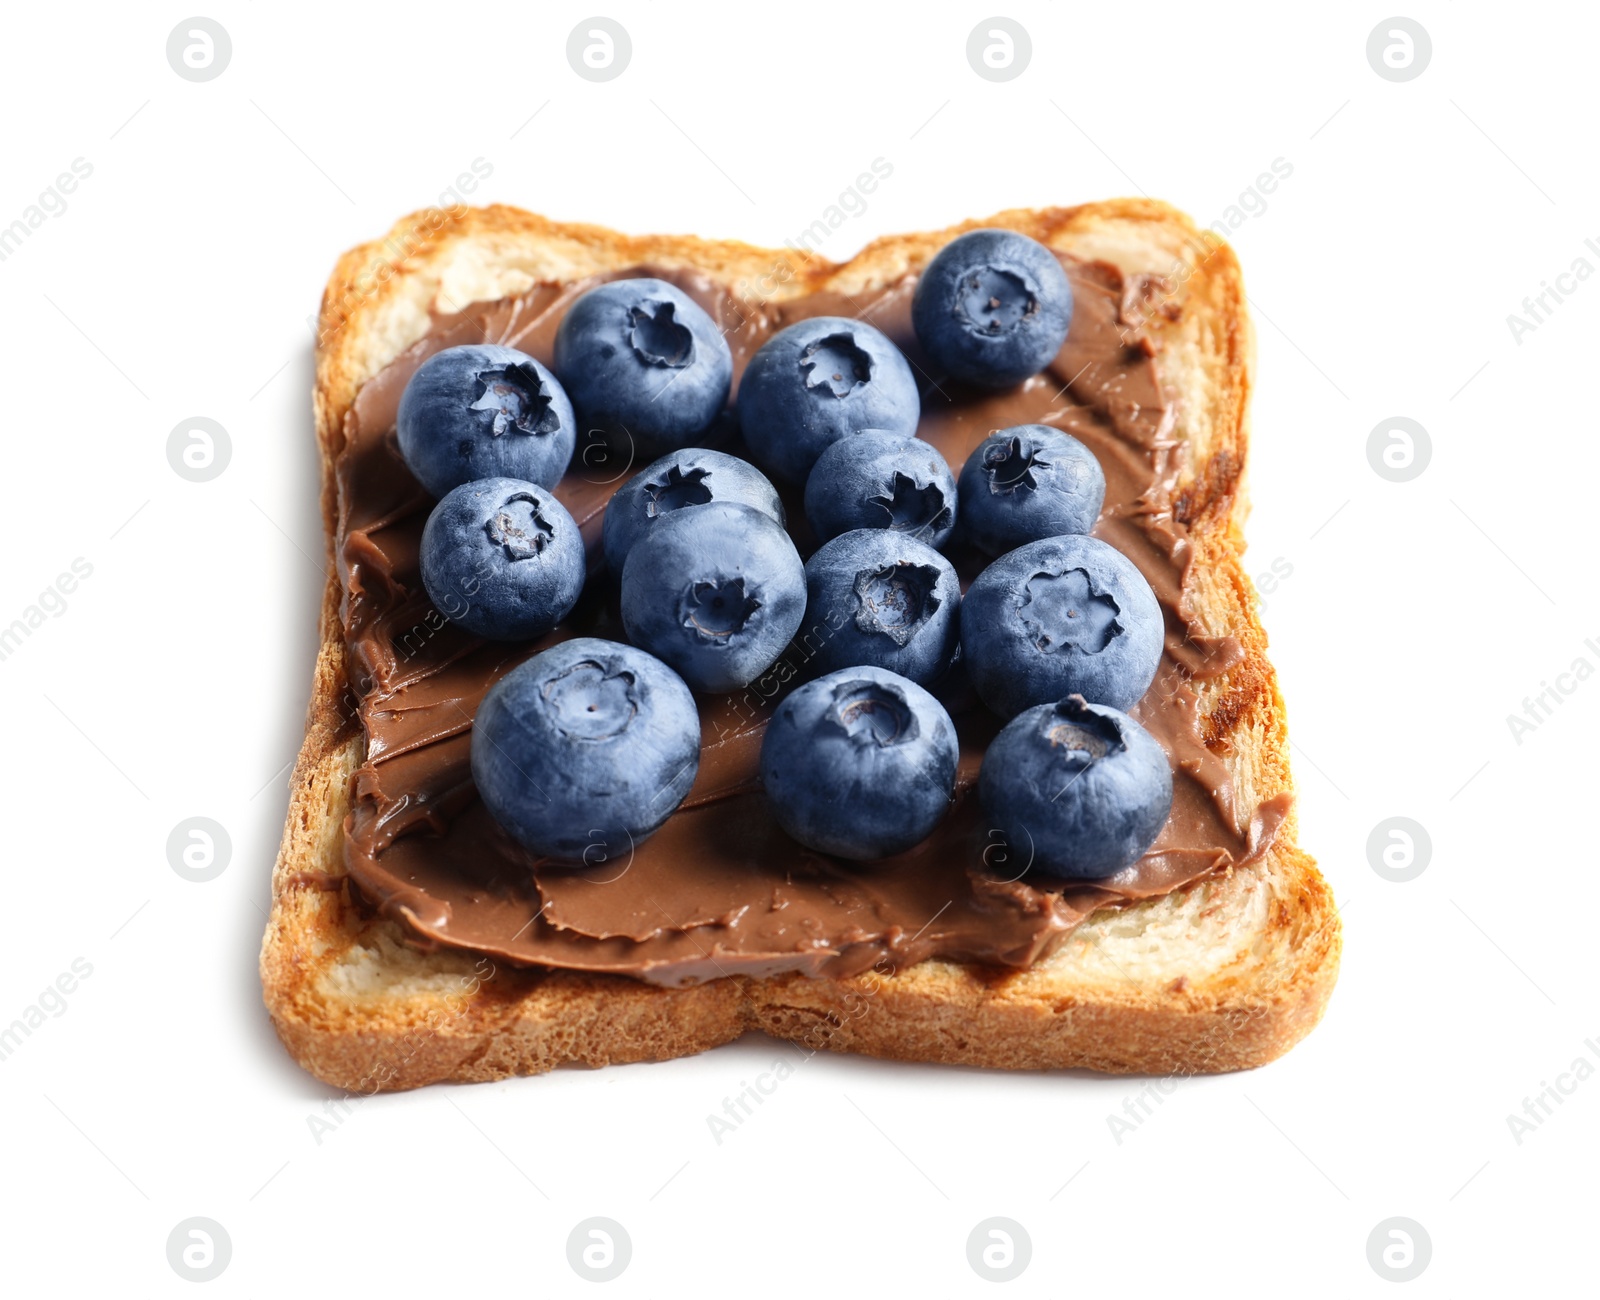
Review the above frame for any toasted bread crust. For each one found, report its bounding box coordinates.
[261,201,1340,1091]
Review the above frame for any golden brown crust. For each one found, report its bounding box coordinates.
[262,201,1340,1091]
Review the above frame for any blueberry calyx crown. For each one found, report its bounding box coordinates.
[485,493,555,560]
[871,472,952,534]
[470,364,560,437]
[627,300,695,368]
[683,577,760,640]
[1019,567,1122,654]
[983,434,1048,495]
[540,658,640,741]
[800,332,872,398]
[1046,695,1127,768]
[955,265,1039,337]
[852,562,941,647]
[828,679,916,747]
[643,463,714,518]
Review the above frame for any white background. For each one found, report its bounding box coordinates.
[0,2,1593,1293]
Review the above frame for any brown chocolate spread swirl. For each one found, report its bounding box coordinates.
[333,256,1290,987]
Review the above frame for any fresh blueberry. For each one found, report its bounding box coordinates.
[911,229,1073,388]
[396,344,576,497]
[419,477,585,641]
[801,529,960,687]
[760,666,958,860]
[961,534,1162,717]
[803,430,957,548]
[957,424,1105,554]
[979,695,1172,878]
[553,277,733,456]
[602,448,784,577]
[472,637,700,861]
[737,316,919,484]
[619,501,805,692]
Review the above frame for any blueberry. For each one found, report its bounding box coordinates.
[553,278,732,456]
[397,344,576,497]
[737,316,919,484]
[472,637,700,861]
[419,477,585,641]
[911,229,1073,388]
[803,430,957,548]
[602,448,784,577]
[961,534,1162,717]
[801,529,960,687]
[979,695,1172,878]
[760,666,958,860]
[957,424,1105,554]
[619,500,805,692]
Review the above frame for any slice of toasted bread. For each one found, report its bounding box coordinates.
[261,200,1340,1091]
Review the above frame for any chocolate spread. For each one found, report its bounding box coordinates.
[333,255,1290,987]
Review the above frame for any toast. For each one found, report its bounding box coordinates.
[261,200,1340,1091]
